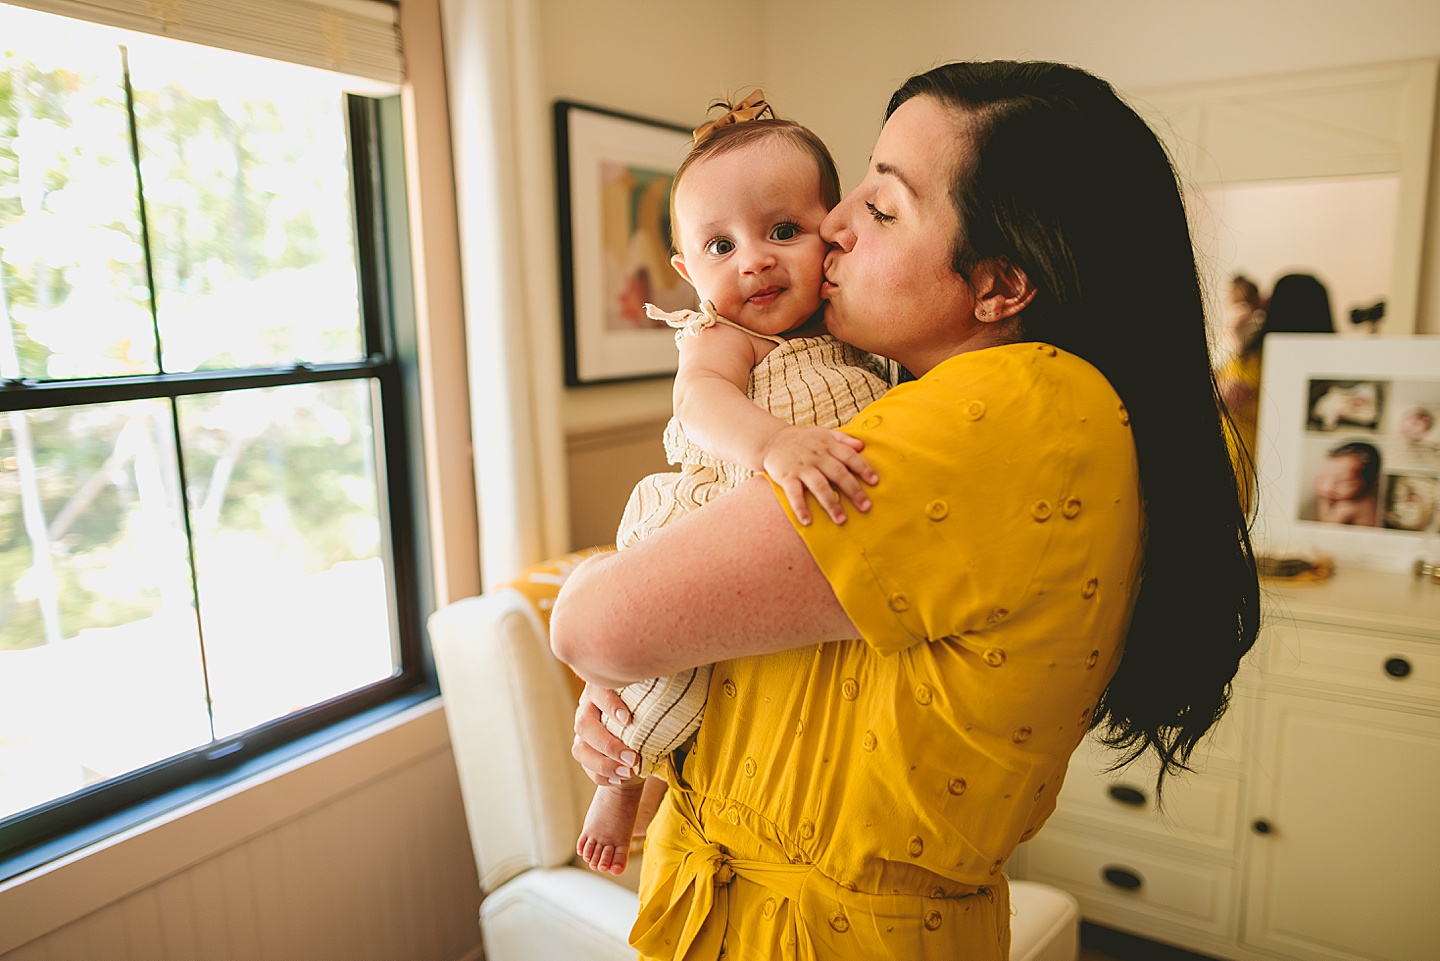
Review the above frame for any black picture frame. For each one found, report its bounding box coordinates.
[554,100,696,386]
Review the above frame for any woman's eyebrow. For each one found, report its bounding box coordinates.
[874,162,917,196]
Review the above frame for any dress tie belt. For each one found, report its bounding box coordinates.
[632,837,818,961]
[632,786,999,961]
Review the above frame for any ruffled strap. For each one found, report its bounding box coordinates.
[645,300,784,347]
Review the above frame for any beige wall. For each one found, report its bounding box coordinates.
[764,0,1440,193]
[762,0,1440,338]
[538,0,768,543]
[542,0,768,434]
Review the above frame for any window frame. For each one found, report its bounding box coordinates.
[0,76,435,882]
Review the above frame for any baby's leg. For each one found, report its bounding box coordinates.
[578,773,670,875]
[579,780,646,875]
[579,667,708,875]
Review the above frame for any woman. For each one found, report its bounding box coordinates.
[552,61,1259,960]
[1216,271,1335,456]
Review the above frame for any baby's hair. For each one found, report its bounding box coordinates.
[1328,441,1381,495]
[668,97,841,255]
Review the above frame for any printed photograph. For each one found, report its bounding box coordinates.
[599,162,693,331]
[1297,436,1382,527]
[1382,472,1438,532]
[1305,378,1386,433]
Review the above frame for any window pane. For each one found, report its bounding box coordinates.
[0,401,210,821]
[178,380,395,738]
[126,46,365,373]
[0,7,158,381]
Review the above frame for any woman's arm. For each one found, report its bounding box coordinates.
[550,476,859,689]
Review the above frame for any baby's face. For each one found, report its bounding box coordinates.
[1401,408,1434,441]
[670,139,830,336]
[1314,454,1366,501]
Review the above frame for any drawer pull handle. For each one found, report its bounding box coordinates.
[1108,785,1147,807]
[1384,657,1412,679]
[1252,819,1273,835]
[1102,867,1143,890]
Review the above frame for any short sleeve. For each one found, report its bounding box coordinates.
[774,343,1142,657]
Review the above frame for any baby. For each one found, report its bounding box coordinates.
[1310,381,1380,432]
[576,92,891,875]
[1313,441,1381,526]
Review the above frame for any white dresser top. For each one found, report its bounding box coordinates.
[1262,564,1440,639]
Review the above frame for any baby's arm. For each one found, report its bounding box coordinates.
[673,324,876,525]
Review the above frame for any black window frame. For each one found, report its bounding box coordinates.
[0,81,435,882]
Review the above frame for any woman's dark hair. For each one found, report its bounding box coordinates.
[1249,272,1334,351]
[1329,441,1381,495]
[887,62,1259,794]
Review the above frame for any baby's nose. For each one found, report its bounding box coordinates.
[741,250,777,273]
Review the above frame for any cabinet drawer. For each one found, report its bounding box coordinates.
[1262,622,1440,703]
[1023,832,1235,937]
[1058,742,1241,852]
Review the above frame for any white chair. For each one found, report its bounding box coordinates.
[429,550,1080,961]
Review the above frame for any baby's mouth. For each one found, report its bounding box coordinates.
[748,286,783,306]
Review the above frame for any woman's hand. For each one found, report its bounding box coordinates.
[573,683,640,785]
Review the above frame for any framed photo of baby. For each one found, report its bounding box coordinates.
[554,101,698,385]
[1257,335,1440,571]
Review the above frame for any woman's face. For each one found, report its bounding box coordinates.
[820,96,990,376]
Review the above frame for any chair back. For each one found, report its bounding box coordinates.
[429,551,610,892]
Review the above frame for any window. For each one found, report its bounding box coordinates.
[0,5,430,877]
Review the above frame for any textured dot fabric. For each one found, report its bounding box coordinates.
[633,342,1144,960]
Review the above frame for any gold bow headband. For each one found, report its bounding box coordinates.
[692,89,774,144]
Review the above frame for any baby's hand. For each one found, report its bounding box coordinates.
[762,426,878,526]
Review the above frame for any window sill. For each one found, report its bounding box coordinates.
[0,695,450,953]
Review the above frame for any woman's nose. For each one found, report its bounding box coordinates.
[821,197,854,250]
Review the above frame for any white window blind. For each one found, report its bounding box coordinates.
[1,0,402,83]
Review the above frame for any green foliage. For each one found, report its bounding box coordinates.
[1,38,373,652]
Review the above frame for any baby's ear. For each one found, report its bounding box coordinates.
[671,253,695,286]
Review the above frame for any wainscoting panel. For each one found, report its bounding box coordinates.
[0,709,483,961]
[566,418,671,551]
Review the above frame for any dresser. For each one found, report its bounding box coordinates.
[1011,566,1440,961]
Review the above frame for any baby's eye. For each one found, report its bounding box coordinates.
[705,237,735,256]
[770,222,801,241]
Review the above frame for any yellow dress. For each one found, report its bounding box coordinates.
[633,342,1144,961]
[1216,349,1261,456]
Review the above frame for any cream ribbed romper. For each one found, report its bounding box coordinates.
[606,303,891,774]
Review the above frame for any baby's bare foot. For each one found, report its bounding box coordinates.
[579,781,645,875]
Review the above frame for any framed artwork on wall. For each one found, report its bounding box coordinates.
[1255,334,1440,572]
[554,100,697,386]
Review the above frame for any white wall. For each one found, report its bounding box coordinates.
[764,0,1440,191]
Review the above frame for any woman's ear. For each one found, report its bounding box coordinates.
[972,259,1037,324]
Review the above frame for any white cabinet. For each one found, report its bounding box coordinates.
[1012,567,1440,961]
[1244,693,1440,961]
